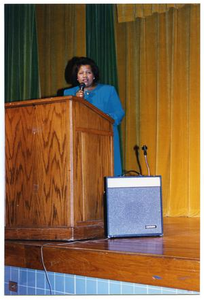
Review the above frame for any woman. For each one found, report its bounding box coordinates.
[64,57,125,176]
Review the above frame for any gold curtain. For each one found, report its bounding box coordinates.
[36,4,86,98]
[116,4,200,216]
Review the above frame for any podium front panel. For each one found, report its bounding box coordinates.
[5,97,114,240]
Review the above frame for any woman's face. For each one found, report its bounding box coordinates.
[77,65,95,88]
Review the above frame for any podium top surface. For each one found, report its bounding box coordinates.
[5,96,114,124]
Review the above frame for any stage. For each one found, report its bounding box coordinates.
[5,217,200,292]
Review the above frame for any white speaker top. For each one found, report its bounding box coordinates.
[106,176,161,188]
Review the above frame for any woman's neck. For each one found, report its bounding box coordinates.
[84,83,97,91]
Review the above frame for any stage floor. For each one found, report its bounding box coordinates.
[5,217,200,291]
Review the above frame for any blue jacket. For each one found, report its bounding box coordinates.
[64,83,125,176]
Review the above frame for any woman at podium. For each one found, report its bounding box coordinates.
[64,56,125,176]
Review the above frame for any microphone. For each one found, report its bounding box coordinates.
[79,82,86,91]
[142,145,148,156]
[142,145,151,176]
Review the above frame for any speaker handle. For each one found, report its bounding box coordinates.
[122,170,141,176]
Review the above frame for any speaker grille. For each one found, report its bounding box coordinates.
[105,176,163,238]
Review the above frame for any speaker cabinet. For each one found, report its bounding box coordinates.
[105,176,163,238]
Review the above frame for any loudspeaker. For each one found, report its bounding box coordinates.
[105,176,163,238]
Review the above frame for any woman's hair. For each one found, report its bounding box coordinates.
[65,56,100,86]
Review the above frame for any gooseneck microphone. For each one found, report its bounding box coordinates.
[142,145,151,176]
[79,82,86,91]
[142,145,148,156]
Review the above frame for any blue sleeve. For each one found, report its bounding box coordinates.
[106,86,125,126]
[64,87,78,96]
[64,89,71,96]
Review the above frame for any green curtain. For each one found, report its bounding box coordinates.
[86,4,124,169]
[86,4,118,89]
[5,4,40,102]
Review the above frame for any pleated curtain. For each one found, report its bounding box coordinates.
[5,4,200,217]
[35,4,86,98]
[86,4,118,89]
[116,4,200,216]
[5,4,40,102]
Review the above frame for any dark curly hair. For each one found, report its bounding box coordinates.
[65,56,100,86]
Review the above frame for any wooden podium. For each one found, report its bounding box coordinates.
[5,96,114,240]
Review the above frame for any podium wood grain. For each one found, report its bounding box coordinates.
[5,96,114,240]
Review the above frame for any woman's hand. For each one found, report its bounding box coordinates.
[76,90,84,98]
